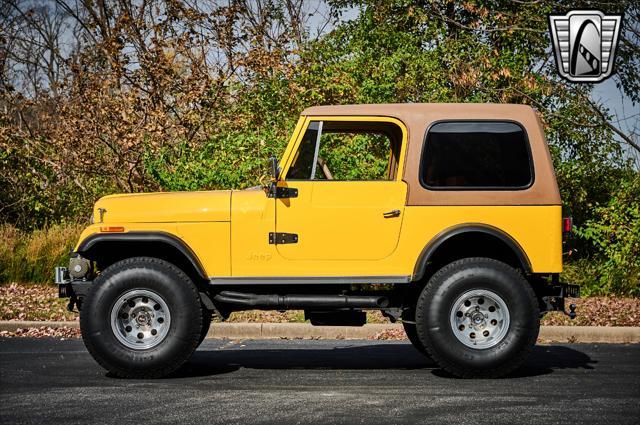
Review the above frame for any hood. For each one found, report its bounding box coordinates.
[94,191,231,223]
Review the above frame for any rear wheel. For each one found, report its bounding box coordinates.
[80,257,202,378]
[416,257,539,378]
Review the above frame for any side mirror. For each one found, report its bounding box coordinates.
[262,156,279,198]
[269,156,279,181]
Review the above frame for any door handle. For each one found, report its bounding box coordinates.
[383,209,401,218]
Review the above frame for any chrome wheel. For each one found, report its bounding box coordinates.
[450,289,510,349]
[110,289,171,350]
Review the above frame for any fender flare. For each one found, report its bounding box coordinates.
[412,224,532,281]
[77,231,208,280]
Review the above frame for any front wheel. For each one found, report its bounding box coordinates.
[416,258,539,378]
[403,322,428,356]
[197,308,212,347]
[80,257,203,378]
[401,308,429,357]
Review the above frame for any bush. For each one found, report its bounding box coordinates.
[0,223,83,284]
[143,130,290,192]
[572,175,640,296]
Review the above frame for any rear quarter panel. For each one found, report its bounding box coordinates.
[396,205,563,275]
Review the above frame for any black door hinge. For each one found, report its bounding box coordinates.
[269,232,298,244]
[267,186,298,199]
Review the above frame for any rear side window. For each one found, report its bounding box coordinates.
[420,121,533,189]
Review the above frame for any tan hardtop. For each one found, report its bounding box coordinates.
[303,102,534,118]
[301,103,560,206]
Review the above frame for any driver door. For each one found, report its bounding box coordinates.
[275,117,407,265]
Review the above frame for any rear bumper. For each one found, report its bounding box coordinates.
[562,283,580,298]
[538,276,580,318]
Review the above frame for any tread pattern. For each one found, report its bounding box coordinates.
[198,308,213,346]
[402,321,429,356]
[80,256,203,378]
[415,257,540,378]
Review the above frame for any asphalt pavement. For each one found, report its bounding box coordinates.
[1,338,639,424]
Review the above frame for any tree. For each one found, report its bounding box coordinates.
[0,0,637,293]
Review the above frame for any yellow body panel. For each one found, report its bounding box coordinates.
[396,206,563,274]
[76,223,181,250]
[94,191,231,223]
[230,189,277,276]
[75,113,562,280]
[77,204,561,278]
[229,204,561,278]
[177,222,231,276]
[75,221,232,277]
[275,180,407,261]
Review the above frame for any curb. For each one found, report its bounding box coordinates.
[537,326,640,343]
[209,323,400,340]
[1,321,639,343]
[0,321,80,332]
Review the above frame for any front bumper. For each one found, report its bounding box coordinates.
[55,266,69,285]
[55,266,92,310]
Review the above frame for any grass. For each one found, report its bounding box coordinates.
[0,223,84,284]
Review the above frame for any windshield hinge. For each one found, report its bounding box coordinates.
[267,186,298,199]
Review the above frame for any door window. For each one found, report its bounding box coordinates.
[286,120,402,181]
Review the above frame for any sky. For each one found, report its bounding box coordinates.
[592,78,638,141]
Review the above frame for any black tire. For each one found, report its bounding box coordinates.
[415,257,539,378]
[198,308,212,347]
[403,322,428,356]
[80,257,203,378]
[401,307,429,356]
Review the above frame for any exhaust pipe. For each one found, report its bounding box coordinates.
[213,291,389,309]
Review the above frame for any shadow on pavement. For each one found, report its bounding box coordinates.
[508,344,597,378]
[165,343,597,379]
[432,344,597,379]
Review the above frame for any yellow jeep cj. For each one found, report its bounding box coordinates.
[57,103,578,378]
